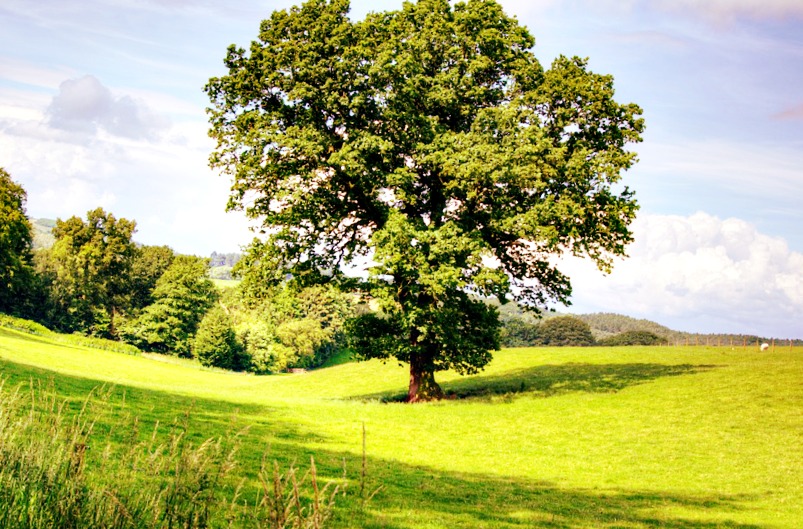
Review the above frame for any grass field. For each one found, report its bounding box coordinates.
[0,323,801,528]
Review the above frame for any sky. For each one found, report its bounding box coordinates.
[1,0,802,338]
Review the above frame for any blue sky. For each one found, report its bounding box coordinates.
[1,0,802,337]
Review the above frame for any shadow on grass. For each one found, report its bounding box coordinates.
[357,363,717,403]
[0,356,327,449]
[330,462,760,529]
[326,457,764,529]
[1,358,763,529]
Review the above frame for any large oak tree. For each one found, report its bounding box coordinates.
[206,0,644,401]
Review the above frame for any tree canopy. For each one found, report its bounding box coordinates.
[36,208,137,336]
[206,0,643,401]
[121,255,218,356]
[0,168,35,316]
[537,315,596,347]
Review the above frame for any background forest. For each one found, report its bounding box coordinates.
[2,166,794,380]
[2,172,357,373]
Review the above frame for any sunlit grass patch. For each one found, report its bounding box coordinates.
[0,320,801,528]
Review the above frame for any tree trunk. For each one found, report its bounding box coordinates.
[407,354,444,403]
[107,305,116,339]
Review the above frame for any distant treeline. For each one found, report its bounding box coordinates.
[14,217,801,356]
[498,309,802,348]
[1,189,351,374]
[209,251,241,268]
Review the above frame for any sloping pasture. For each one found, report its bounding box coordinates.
[0,325,800,528]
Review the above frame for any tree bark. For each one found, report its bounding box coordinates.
[407,352,444,403]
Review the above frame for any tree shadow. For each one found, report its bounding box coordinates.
[215,408,765,529]
[356,363,717,403]
[310,448,763,529]
[0,357,327,448]
[1,358,766,529]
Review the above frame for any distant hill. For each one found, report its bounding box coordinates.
[493,300,800,344]
[31,218,56,249]
[575,313,675,340]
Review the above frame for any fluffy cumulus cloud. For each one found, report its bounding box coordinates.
[0,68,251,255]
[560,213,803,337]
[46,75,168,141]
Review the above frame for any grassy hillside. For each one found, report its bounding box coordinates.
[0,322,801,528]
[31,217,56,249]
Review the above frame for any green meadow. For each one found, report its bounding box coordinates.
[0,323,801,528]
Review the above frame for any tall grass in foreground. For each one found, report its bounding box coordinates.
[0,380,345,528]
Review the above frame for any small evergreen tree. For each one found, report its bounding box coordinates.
[121,255,218,356]
[194,306,247,370]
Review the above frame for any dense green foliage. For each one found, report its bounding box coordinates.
[206,0,643,401]
[0,168,35,317]
[226,283,356,373]
[536,315,595,346]
[193,306,248,370]
[499,317,541,347]
[120,255,218,356]
[598,330,668,346]
[35,208,137,337]
[128,245,175,311]
[500,314,596,347]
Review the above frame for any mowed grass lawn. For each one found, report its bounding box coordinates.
[0,324,801,528]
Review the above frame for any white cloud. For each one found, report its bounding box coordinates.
[46,75,169,141]
[559,213,803,337]
[0,126,118,215]
[0,81,243,256]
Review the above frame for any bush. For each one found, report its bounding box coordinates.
[598,330,668,346]
[538,315,595,346]
[193,307,248,371]
[275,318,329,368]
[500,318,541,347]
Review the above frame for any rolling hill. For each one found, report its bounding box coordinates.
[0,316,801,528]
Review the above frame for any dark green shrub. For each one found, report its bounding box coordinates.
[500,318,541,347]
[598,330,668,346]
[193,307,248,370]
[538,315,595,346]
